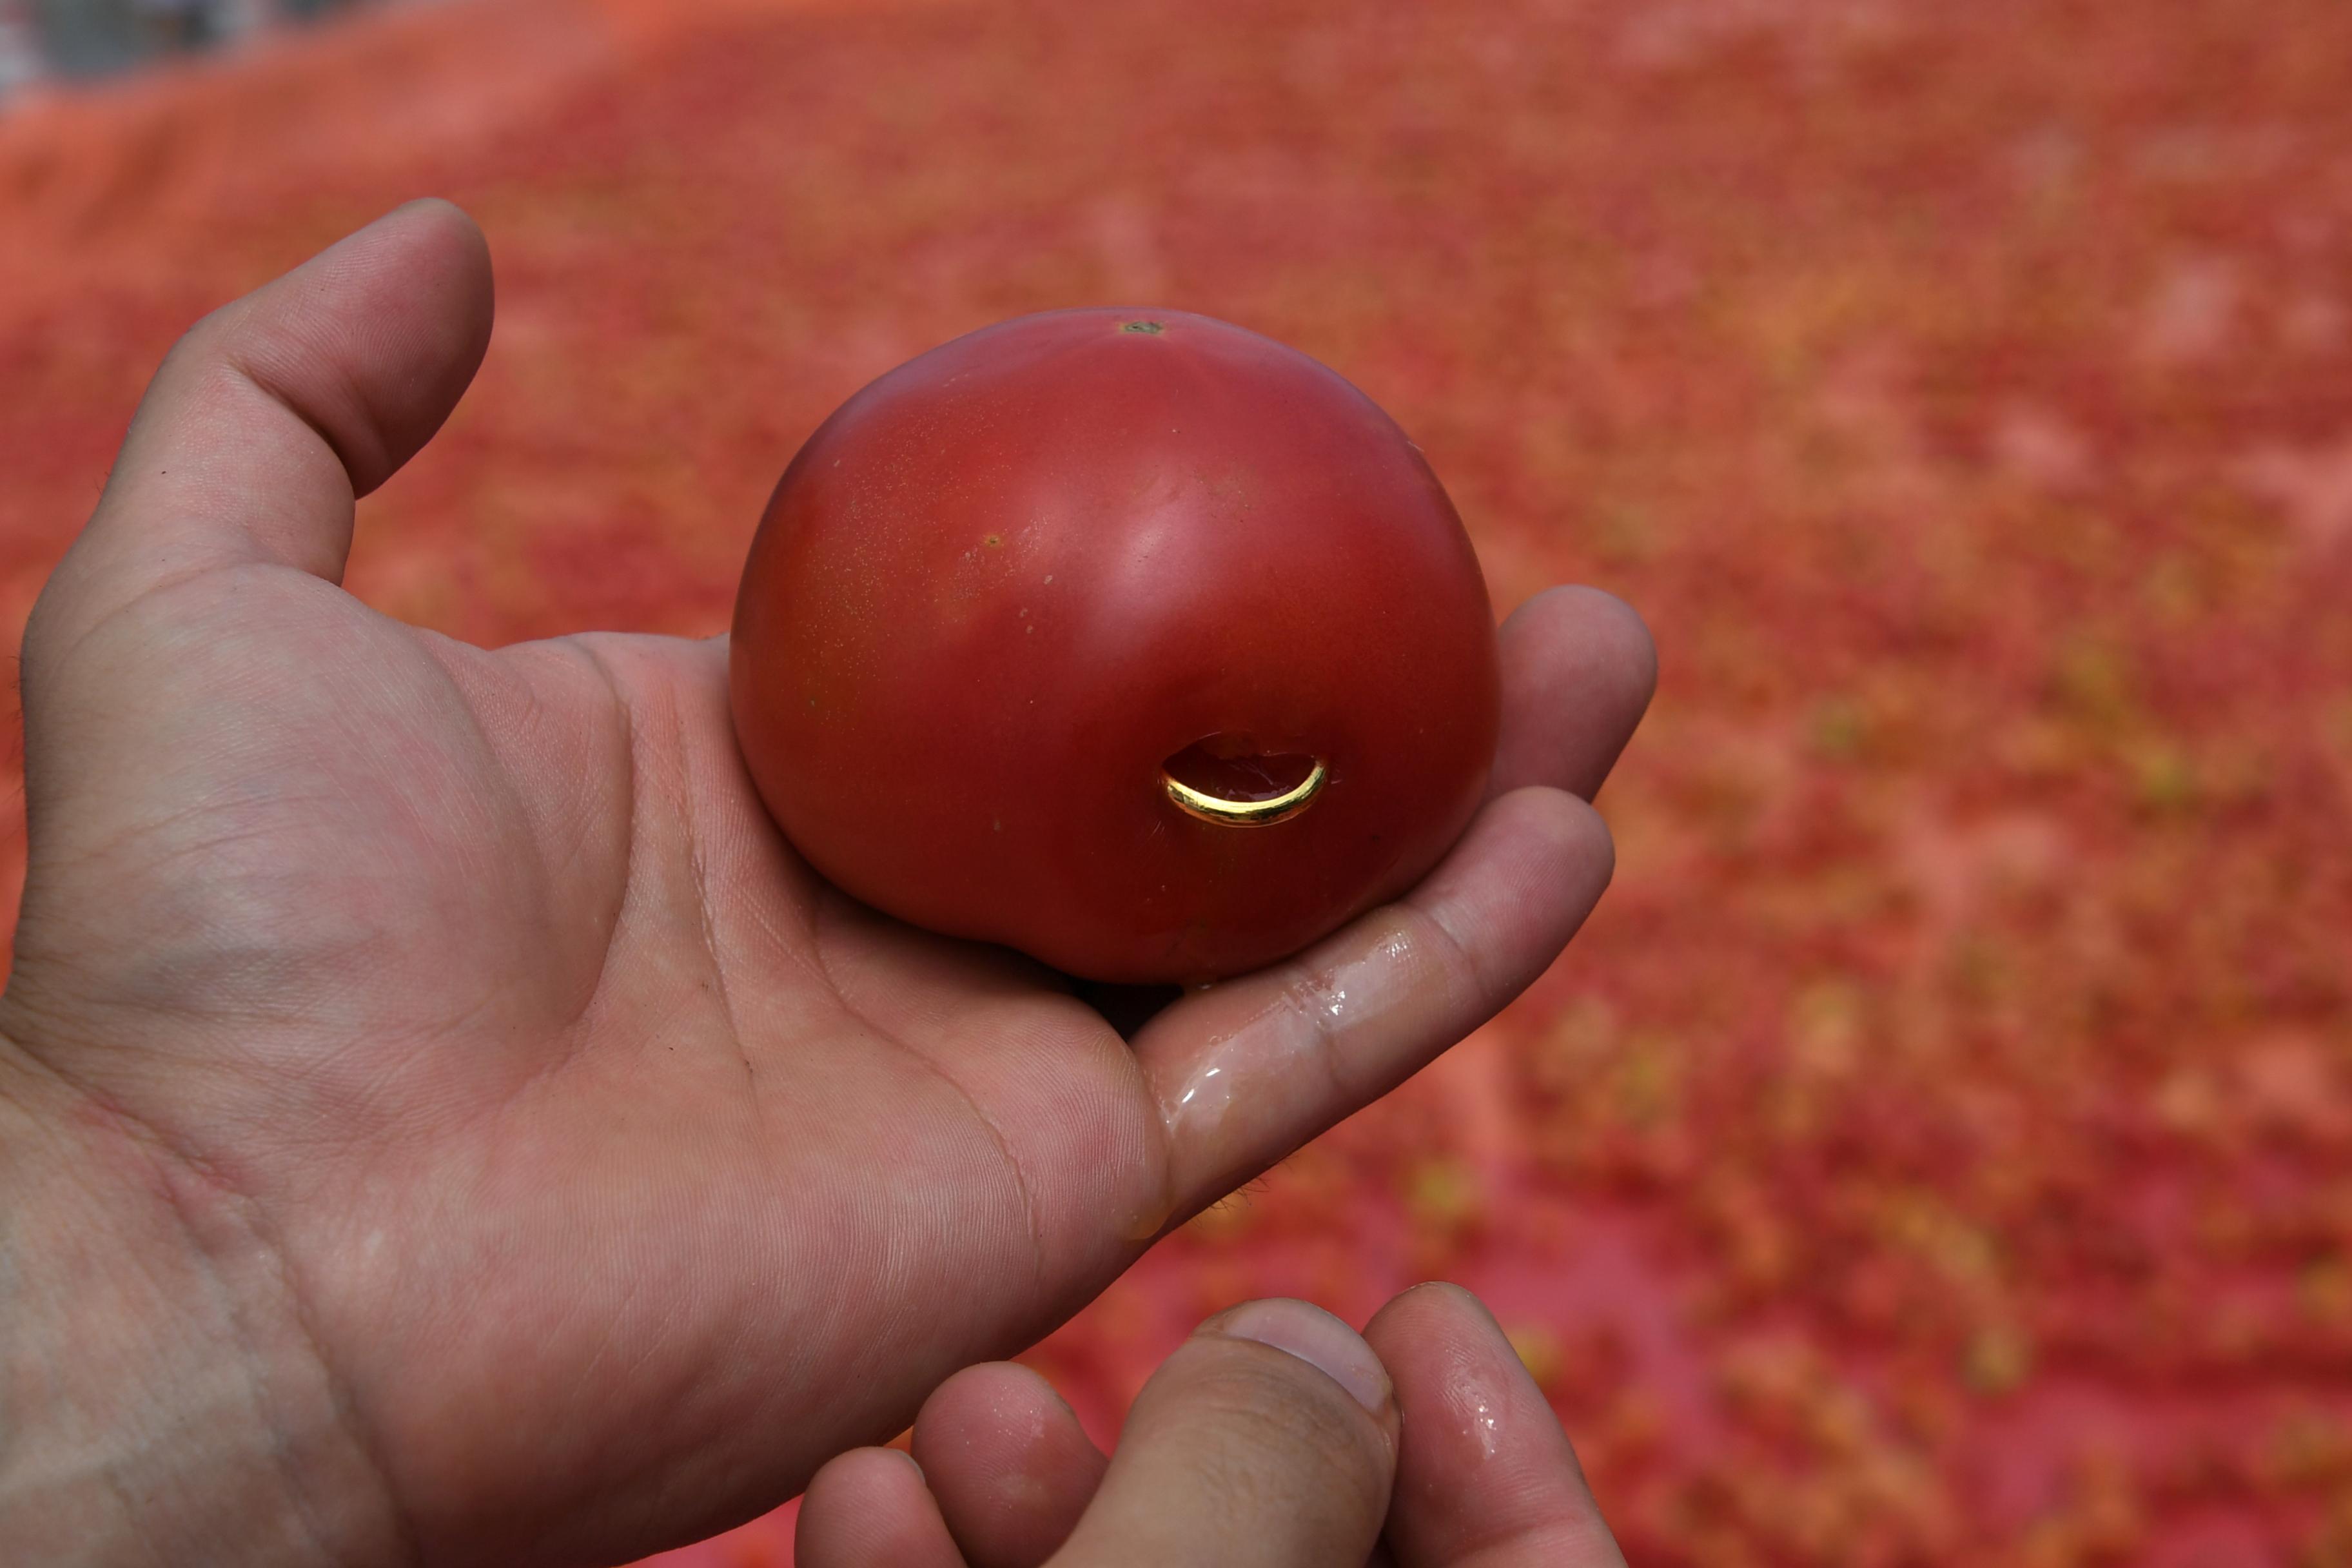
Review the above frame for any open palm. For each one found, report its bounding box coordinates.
[0,204,1652,1567]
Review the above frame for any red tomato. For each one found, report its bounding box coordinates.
[729,309,1500,983]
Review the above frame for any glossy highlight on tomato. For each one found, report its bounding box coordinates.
[729,308,1501,983]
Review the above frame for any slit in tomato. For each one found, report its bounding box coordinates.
[1163,743,1317,802]
[1161,738,1327,826]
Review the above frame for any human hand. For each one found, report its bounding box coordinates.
[797,1283,1627,1567]
[0,202,1654,1567]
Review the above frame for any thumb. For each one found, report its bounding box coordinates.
[28,199,492,662]
[1049,1299,1398,1567]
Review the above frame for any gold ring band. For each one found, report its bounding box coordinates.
[1162,758,1329,827]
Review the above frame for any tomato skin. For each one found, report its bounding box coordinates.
[730,308,1500,983]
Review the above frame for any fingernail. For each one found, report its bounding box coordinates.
[1212,1298,1392,1415]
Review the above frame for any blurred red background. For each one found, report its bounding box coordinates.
[5,1,2350,1562]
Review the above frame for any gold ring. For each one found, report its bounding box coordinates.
[1162,758,1328,827]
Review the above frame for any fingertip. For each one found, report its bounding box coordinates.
[1493,583,1659,803]
[1364,1284,1627,1567]
[336,196,486,275]
[389,196,488,253]
[1525,783,1615,872]
[912,1362,1104,1568]
[1507,584,1657,711]
[386,197,493,302]
[1562,788,1617,899]
[382,197,495,333]
[1364,1280,1515,1366]
[295,198,495,495]
[797,1447,963,1568]
[1369,1277,1484,1324]
[1568,585,1660,701]
[913,1360,1081,1451]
